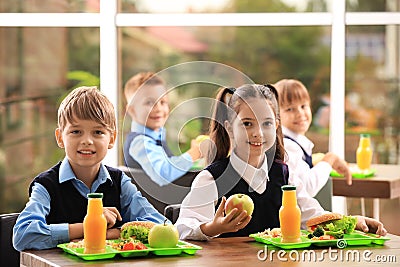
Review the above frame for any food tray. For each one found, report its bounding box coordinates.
[250,230,389,249]
[57,240,202,260]
[330,167,376,178]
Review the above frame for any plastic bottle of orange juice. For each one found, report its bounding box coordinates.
[83,193,107,254]
[279,185,301,243]
[356,133,373,171]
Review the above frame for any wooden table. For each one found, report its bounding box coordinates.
[21,235,400,267]
[332,164,400,220]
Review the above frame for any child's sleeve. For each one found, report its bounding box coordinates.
[174,170,218,241]
[285,139,331,197]
[296,179,326,229]
[13,183,70,251]
[129,135,192,186]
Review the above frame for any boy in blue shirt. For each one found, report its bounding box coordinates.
[13,86,166,251]
[123,72,202,186]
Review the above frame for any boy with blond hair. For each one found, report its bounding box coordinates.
[13,86,166,251]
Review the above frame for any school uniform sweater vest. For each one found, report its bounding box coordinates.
[123,132,173,169]
[206,157,289,237]
[29,162,123,227]
[284,135,313,168]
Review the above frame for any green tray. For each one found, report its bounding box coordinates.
[330,168,376,178]
[250,230,390,249]
[57,240,202,261]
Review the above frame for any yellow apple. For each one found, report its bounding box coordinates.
[312,153,325,166]
[225,193,254,219]
[195,135,210,143]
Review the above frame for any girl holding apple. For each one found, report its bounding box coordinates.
[175,84,386,241]
[176,84,320,239]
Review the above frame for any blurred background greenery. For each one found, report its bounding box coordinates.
[0,0,399,235]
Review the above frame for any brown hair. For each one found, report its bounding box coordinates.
[207,84,285,164]
[124,72,165,104]
[274,79,310,107]
[57,86,116,132]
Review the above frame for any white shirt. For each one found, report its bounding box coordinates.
[175,150,325,241]
[283,126,332,197]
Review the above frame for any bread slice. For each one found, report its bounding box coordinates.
[306,213,343,227]
[121,221,156,230]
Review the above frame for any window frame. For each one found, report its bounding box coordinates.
[1,0,399,167]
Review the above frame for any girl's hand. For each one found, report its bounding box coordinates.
[103,207,122,229]
[323,152,352,186]
[355,215,387,236]
[200,197,252,237]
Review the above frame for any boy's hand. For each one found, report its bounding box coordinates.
[323,152,352,186]
[187,139,202,161]
[200,197,252,237]
[106,228,121,239]
[103,207,122,229]
[355,215,387,236]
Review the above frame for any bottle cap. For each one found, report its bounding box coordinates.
[87,193,103,199]
[360,133,370,138]
[281,185,296,191]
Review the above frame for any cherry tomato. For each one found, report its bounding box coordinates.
[135,243,147,250]
[122,242,134,251]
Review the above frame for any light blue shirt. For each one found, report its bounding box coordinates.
[13,158,166,251]
[129,121,193,186]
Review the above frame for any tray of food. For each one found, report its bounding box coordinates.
[58,239,202,260]
[57,221,202,260]
[250,213,389,249]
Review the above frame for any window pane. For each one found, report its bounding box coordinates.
[119,25,331,155]
[0,0,99,13]
[0,27,100,213]
[120,0,329,13]
[346,0,397,12]
[345,25,400,165]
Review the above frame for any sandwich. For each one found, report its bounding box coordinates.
[306,213,357,239]
[120,221,156,243]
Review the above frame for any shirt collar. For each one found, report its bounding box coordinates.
[282,126,314,155]
[230,150,269,194]
[59,157,113,186]
[131,121,165,141]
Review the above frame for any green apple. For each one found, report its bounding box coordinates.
[148,220,179,248]
[225,193,254,219]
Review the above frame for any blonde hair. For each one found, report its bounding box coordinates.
[274,79,310,107]
[124,72,165,104]
[57,86,116,132]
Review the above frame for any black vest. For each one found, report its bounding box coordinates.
[206,157,288,237]
[29,162,123,227]
[284,135,313,168]
[123,132,173,169]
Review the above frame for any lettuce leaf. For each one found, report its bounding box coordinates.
[324,215,357,234]
[120,225,150,243]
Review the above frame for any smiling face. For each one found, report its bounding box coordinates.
[127,84,169,131]
[226,98,278,168]
[55,117,116,173]
[280,100,312,135]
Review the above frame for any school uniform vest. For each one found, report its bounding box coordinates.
[284,135,313,168]
[206,157,289,237]
[123,132,173,169]
[29,162,123,227]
